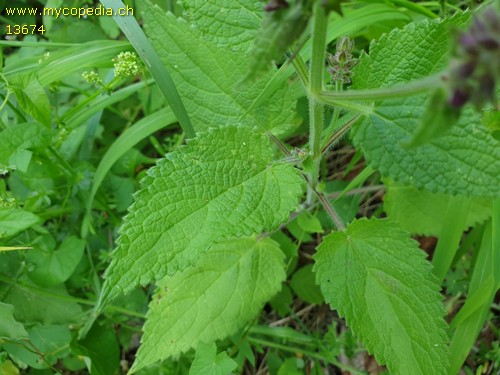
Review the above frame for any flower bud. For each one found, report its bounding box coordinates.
[447,4,500,109]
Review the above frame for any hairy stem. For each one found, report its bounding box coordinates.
[317,73,444,103]
[321,113,362,154]
[308,2,328,162]
[316,190,346,230]
[305,1,329,207]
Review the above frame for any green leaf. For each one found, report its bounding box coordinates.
[0,208,40,239]
[101,126,302,304]
[290,264,324,305]
[0,252,22,276]
[72,323,120,375]
[0,360,19,375]
[277,357,304,375]
[189,343,237,375]
[2,325,71,369]
[105,175,135,212]
[384,183,492,236]
[142,4,297,133]
[296,211,323,233]
[269,283,293,317]
[131,237,286,372]
[483,109,500,141]
[11,74,51,127]
[287,217,314,242]
[314,218,449,374]
[351,14,500,197]
[3,277,83,325]
[0,123,51,174]
[27,236,86,287]
[0,302,28,340]
[8,149,32,173]
[180,0,262,53]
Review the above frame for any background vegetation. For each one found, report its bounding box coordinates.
[1,0,499,374]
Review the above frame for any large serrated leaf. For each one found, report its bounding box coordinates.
[314,218,449,374]
[180,0,262,53]
[142,4,296,134]
[101,126,302,304]
[351,14,500,197]
[130,237,285,372]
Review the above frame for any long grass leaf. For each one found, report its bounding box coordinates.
[3,41,130,84]
[432,197,470,281]
[449,276,493,328]
[332,165,374,204]
[448,202,500,375]
[63,79,153,128]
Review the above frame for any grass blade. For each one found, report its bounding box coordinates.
[448,199,500,374]
[432,197,470,281]
[3,41,130,84]
[332,165,374,204]
[63,79,153,128]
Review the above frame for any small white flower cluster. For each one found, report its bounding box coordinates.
[0,197,17,208]
[82,71,102,86]
[112,51,141,78]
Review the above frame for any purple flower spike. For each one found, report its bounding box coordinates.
[449,89,470,108]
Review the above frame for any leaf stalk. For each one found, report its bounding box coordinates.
[317,73,444,103]
[316,190,345,231]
